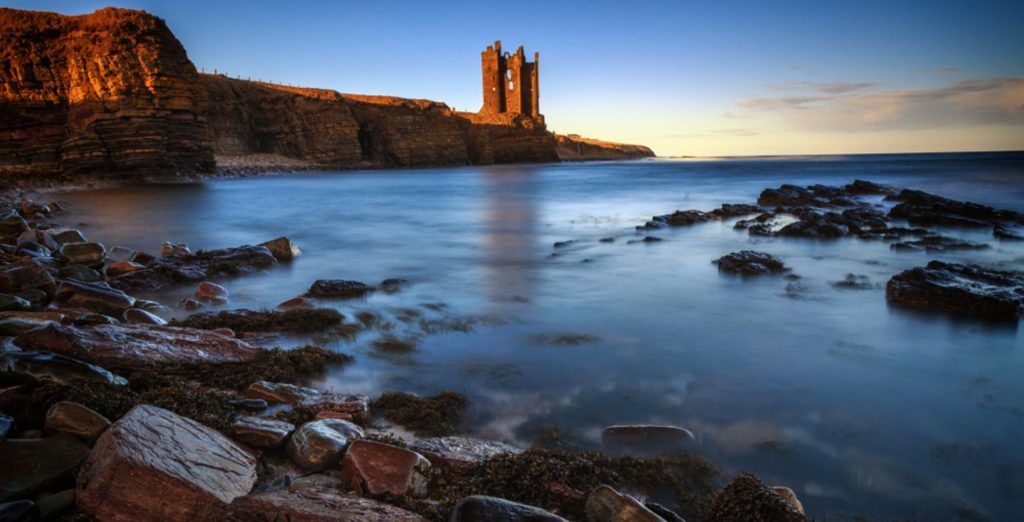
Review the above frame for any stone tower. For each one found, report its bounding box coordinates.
[480,40,539,117]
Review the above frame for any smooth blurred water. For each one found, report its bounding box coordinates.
[57,152,1024,520]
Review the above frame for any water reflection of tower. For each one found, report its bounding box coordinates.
[482,166,538,307]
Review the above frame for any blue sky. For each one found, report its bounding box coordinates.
[5,0,1023,155]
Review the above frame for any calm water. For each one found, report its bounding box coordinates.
[58,152,1024,520]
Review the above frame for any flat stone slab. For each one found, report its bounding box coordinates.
[886,261,1024,320]
[340,440,431,498]
[15,323,258,366]
[77,405,257,522]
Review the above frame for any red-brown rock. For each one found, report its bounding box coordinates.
[297,393,371,425]
[227,485,427,522]
[245,381,321,404]
[14,323,258,366]
[340,440,432,498]
[76,405,257,521]
[105,261,143,278]
[196,281,228,302]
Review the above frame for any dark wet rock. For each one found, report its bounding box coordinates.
[734,212,777,232]
[0,499,37,522]
[258,237,301,261]
[844,179,894,195]
[831,274,874,290]
[994,225,1024,240]
[106,246,134,262]
[196,281,228,303]
[105,261,143,278]
[48,229,87,246]
[380,278,410,292]
[888,189,1024,228]
[340,440,431,498]
[450,495,568,522]
[0,316,58,336]
[276,296,317,310]
[56,243,105,267]
[0,412,12,439]
[890,235,989,252]
[886,261,1024,320]
[122,308,167,326]
[0,435,90,502]
[602,425,695,451]
[0,351,127,385]
[776,213,849,238]
[227,485,427,521]
[642,210,709,229]
[585,484,666,522]
[758,184,823,208]
[710,203,763,218]
[70,313,118,327]
[0,212,30,238]
[304,279,372,299]
[245,381,322,405]
[644,502,686,522]
[227,398,267,412]
[110,245,277,293]
[840,207,888,233]
[129,251,156,266]
[232,416,294,449]
[705,473,807,522]
[286,418,364,471]
[0,263,55,296]
[12,290,46,312]
[373,391,468,436]
[160,241,191,256]
[298,393,371,425]
[76,405,257,522]
[44,401,110,444]
[178,298,204,311]
[14,323,258,366]
[57,264,103,283]
[714,251,787,276]
[13,242,49,259]
[34,488,75,520]
[53,280,134,317]
[170,308,343,333]
[627,236,662,244]
[0,296,31,313]
[553,240,578,248]
[599,237,615,243]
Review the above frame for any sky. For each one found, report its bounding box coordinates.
[5,0,1023,156]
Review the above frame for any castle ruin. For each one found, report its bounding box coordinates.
[480,40,539,118]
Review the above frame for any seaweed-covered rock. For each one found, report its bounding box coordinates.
[714,251,787,276]
[450,495,568,522]
[305,279,372,299]
[76,405,257,522]
[286,419,363,471]
[340,440,432,498]
[110,245,277,293]
[585,484,666,522]
[171,308,343,333]
[44,401,110,444]
[14,323,258,367]
[0,436,89,502]
[227,485,427,521]
[373,391,468,436]
[704,473,806,522]
[886,261,1024,320]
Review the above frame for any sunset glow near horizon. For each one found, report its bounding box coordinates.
[5,0,1023,157]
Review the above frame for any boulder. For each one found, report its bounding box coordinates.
[245,381,322,405]
[286,419,363,471]
[57,243,105,267]
[227,485,427,521]
[0,351,127,385]
[450,495,568,522]
[0,262,55,295]
[44,401,110,444]
[47,229,87,246]
[297,392,370,425]
[340,440,431,498]
[305,280,372,299]
[231,416,294,449]
[122,308,167,326]
[258,237,301,261]
[714,251,787,276]
[110,245,277,293]
[14,324,258,366]
[585,485,666,522]
[57,264,104,283]
[76,405,257,522]
[0,436,90,502]
[196,281,228,302]
[886,261,1024,320]
[53,280,135,317]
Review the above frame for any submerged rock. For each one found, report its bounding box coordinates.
[304,279,372,299]
[227,485,427,521]
[286,419,364,471]
[0,436,90,503]
[831,274,874,290]
[602,425,695,451]
[77,405,257,522]
[889,235,989,252]
[450,495,568,522]
[14,323,258,366]
[714,251,787,276]
[886,261,1024,320]
[340,440,432,498]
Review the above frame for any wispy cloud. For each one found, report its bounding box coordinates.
[661,128,760,139]
[916,66,961,75]
[729,77,1024,132]
[764,81,877,94]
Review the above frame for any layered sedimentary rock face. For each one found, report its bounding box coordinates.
[554,134,656,161]
[0,8,214,180]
